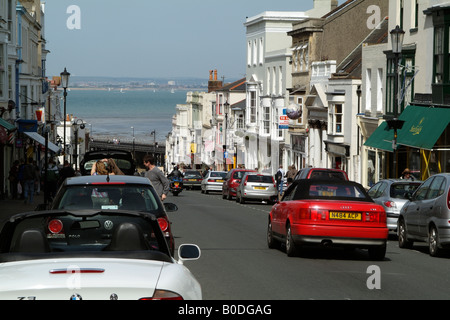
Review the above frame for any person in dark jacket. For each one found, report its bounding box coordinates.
[143,155,170,201]
[23,157,37,204]
[58,160,75,186]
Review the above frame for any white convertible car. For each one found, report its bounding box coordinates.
[0,210,201,300]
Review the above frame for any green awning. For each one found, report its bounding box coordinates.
[364,105,450,151]
[364,121,394,151]
[0,118,15,131]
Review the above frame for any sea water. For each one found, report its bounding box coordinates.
[66,89,187,143]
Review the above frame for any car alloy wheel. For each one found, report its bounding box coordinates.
[285,224,298,257]
[267,219,279,249]
[398,219,413,249]
[429,226,442,257]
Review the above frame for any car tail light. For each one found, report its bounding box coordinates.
[310,209,327,221]
[384,201,396,208]
[447,189,450,210]
[157,218,169,232]
[140,290,183,300]
[365,211,386,223]
[208,179,215,182]
[298,208,327,220]
[91,182,126,185]
[48,219,64,234]
[298,208,310,220]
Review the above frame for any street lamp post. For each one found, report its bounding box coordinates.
[150,130,156,162]
[223,101,230,172]
[388,25,405,178]
[131,126,135,159]
[73,119,85,171]
[60,68,71,160]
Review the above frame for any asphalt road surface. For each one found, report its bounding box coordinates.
[167,189,450,300]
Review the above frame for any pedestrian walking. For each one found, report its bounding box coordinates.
[8,160,19,199]
[275,165,285,199]
[58,160,76,186]
[286,165,298,186]
[143,155,169,201]
[33,160,41,195]
[17,159,25,199]
[23,157,37,204]
[46,159,59,199]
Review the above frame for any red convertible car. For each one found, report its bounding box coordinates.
[268,179,388,260]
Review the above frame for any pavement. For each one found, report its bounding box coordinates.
[0,192,46,226]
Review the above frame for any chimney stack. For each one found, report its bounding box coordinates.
[208,69,223,93]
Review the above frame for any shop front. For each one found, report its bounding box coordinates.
[364,105,450,181]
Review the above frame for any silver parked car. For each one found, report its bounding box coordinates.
[236,172,278,204]
[201,171,227,194]
[398,173,450,257]
[368,179,422,231]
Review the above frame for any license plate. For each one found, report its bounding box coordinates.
[329,212,362,221]
[254,186,267,190]
[216,180,224,183]
[189,179,196,181]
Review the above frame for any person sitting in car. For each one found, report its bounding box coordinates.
[91,158,124,176]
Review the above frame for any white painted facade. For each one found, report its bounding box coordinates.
[244,11,307,173]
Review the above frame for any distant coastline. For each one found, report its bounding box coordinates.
[69,86,207,92]
[66,75,236,92]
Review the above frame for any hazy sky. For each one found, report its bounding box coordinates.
[43,0,343,80]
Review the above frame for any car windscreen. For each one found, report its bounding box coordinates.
[291,181,371,202]
[233,171,249,179]
[389,182,421,199]
[246,175,273,183]
[53,185,159,212]
[211,172,227,178]
[309,171,347,180]
[0,212,171,262]
[184,171,202,178]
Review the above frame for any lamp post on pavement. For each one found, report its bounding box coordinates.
[388,25,405,178]
[73,119,85,171]
[131,126,135,159]
[60,68,71,161]
[223,101,230,172]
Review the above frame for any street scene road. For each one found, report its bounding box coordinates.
[168,190,450,300]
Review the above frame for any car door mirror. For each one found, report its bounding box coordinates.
[178,244,201,263]
[164,202,178,212]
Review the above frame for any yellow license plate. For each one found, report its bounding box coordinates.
[216,180,224,182]
[329,212,362,221]
[189,179,196,181]
[254,186,267,190]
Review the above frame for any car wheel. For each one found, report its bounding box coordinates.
[267,219,280,249]
[398,219,413,249]
[285,224,298,257]
[239,195,245,204]
[429,226,443,257]
[368,244,386,261]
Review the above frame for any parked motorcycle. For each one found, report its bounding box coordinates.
[169,177,183,196]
